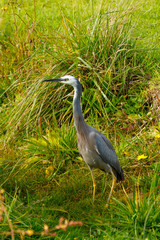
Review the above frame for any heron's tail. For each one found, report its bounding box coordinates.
[116,167,124,182]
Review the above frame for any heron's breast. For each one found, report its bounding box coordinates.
[77,137,111,172]
[78,142,101,168]
[79,145,97,167]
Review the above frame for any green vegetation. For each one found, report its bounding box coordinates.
[0,0,160,239]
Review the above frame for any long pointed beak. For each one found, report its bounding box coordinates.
[43,78,63,82]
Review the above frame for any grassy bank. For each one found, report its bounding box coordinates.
[0,0,160,239]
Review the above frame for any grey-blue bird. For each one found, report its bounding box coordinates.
[43,75,124,206]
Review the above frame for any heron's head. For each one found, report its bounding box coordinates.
[43,75,80,89]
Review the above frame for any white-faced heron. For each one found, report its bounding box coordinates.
[43,75,124,206]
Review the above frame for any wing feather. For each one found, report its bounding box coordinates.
[93,132,122,173]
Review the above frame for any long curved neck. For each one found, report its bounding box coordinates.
[73,83,86,132]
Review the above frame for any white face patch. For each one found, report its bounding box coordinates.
[61,75,78,88]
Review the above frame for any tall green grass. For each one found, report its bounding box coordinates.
[1,0,155,142]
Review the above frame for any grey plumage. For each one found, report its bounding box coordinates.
[43,75,124,205]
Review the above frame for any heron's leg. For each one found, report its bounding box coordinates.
[105,175,116,207]
[90,168,96,203]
